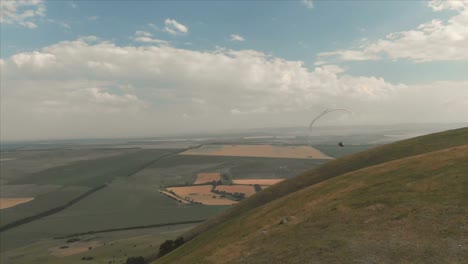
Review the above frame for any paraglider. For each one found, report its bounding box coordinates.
[308,108,352,147]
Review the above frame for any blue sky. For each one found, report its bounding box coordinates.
[1,0,467,140]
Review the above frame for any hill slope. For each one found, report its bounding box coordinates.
[157,143,468,263]
[154,128,468,263]
[180,128,468,242]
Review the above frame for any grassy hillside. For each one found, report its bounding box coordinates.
[179,128,468,243]
[156,142,468,263]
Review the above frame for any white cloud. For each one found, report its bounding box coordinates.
[133,31,168,45]
[88,16,99,21]
[164,18,188,35]
[302,0,314,9]
[78,35,99,43]
[47,19,70,29]
[148,23,159,30]
[230,34,245,42]
[319,1,468,62]
[1,38,466,140]
[0,0,46,28]
[135,30,152,37]
[134,37,169,45]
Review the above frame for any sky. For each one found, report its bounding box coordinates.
[1,0,467,141]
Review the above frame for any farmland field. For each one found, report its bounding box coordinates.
[214,185,256,197]
[194,173,222,184]
[0,136,380,263]
[167,185,237,205]
[232,179,284,185]
[0,198,34,210]
[180,144,333,159]
[1,223,195,264]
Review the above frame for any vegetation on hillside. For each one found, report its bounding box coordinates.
[154,128,468,263]
[181,128,468,243]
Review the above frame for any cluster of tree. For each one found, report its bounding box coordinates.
[125,256,144,264]
[231,192,246,201]
[81,256,94,261]
[210,180,223,187]
[158,236,184,257]
[211,189,246,201]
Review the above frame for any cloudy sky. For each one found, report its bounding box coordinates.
[1,0,467,141]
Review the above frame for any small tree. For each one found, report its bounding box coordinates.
[254,184,262,192]
[174,236,184,247]
[158,240,174,256]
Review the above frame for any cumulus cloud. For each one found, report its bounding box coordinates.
[1,38,466,140]
[302,0,314,9]
[133,31,169,45]
[47,19,71,29]
[0,0,46,28]
[319,0,468,62]
[135,30,152,37]
[164,18,188,35]
[230,34,245,42]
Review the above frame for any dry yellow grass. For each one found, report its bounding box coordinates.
[215,185,256,197]
[232,179,284,186]
[167,185,237,205]
[194,173,221,184]
[180,145,333,159]
[0,198,34,209]
[49,241,102,257]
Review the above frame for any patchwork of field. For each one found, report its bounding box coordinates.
[167,185,236,205]
[0,143,330,258]
[2,223,195,264]
[0,198,34,209]
[214,185,256,197]
[232,179,284,185]
[194,173,221,184]
[180,144,333,159]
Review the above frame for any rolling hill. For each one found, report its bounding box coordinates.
[154,127,468,263]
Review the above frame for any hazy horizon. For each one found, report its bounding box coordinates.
[1,0,467,141]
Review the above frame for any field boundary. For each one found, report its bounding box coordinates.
[0,148,192,233]
[54,220,206,239]
[0,184,107,232]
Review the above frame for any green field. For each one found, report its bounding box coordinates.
[1,137,386,263]
[0,149,178,230]
[155,128,468,264]
[0,148,136,183]
[8,149,176,187]
[2,223,195,264]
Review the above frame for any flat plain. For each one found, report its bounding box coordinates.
[1,134,376,264]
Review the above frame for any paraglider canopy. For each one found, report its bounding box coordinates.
[308,108,351,147]
[308,108,352,130]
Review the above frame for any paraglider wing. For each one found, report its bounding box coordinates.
[308,108,352,145]
[308,108,351,131]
